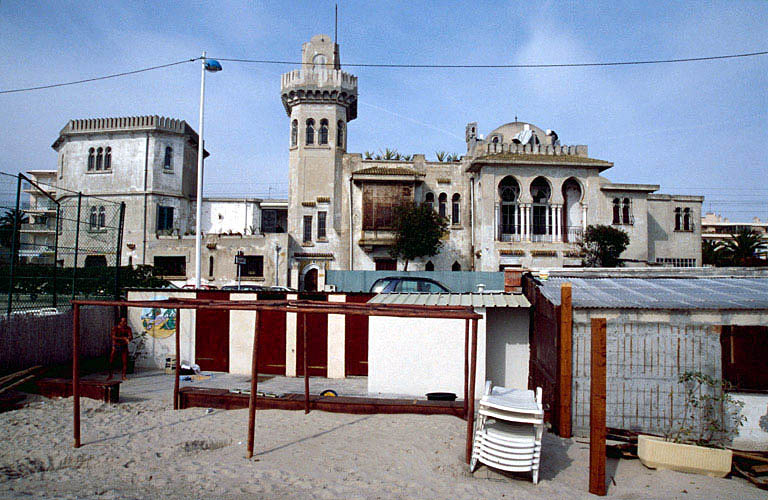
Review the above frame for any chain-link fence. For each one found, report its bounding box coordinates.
[0,172,125,314]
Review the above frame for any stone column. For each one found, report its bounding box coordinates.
[525,205,532,241]
[582,205,588,233]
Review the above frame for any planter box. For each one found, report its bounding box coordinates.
[638,435,732,478]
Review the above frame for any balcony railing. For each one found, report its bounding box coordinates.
[564,226,583,243]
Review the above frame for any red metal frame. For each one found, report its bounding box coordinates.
[71,297,481,462]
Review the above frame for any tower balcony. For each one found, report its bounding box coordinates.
[280,69,358,120]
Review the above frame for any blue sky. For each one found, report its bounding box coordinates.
[1,1,766,219]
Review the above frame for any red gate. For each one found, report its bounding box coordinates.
[256,292,287,375]
[195,291,230,372]
[296,294,328,377]
[345,293,372,376]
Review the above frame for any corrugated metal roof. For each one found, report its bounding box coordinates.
[539,277,768,310]
[369,292,530,308]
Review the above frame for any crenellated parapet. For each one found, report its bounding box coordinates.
[280,69,358,120]
[475,141,588,157]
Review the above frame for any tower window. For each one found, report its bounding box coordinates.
[87,148,95,171]
[306,119,315,145]
[303,215,312,242]
[424,192,434,211]
[674,207,682,231]
[164,146,173,170]
[622,198,632,224]
[452,193,460,224]
[683,208,692,231]
[95,147,103,170]
[318,211,327,239]
[291,120,298,147]
[613,198,621,225]
[157,206,174,232]
[319,119,329,145]
[104,147,111,170]
[337,120,344,147]
[209,255,214,277]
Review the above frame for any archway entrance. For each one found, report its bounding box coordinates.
[562,178,583,242]
[303,268,318,292]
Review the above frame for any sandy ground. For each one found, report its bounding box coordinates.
[0,383,763,499]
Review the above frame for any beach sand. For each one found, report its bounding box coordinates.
[0,393,763,499]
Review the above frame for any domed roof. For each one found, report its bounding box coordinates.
[488,121,547,139]
[485,121,558,147]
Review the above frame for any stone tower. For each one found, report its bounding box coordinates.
[281,34,358,283]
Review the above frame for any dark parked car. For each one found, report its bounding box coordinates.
[221,284,265,291]
[369,276,451,294]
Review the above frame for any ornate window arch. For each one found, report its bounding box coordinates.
[622,198,631,224]
[675,207,682,230]
[104,147,112,170]
[424,192,434,211]
[305,119,315,145]
[452,193,460,225]
[87,148,95,171]
[613,198,621,225]
[337,120,344,147]
[95,147,103,170]
[98,206,106,228]
[683,208,692,231]
[319,119,329,145]
[438,193,448,219]
[291,120,298,147]
[164,146,173,170]
[498,176,521,239]
[530,177,551,239]
[89,207,98,230]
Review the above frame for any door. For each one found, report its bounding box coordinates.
[195,291,230,372]
[375,258,397,271]
[304,268,318,291]
[345,293,372,376]
[256,292,287,375]
[296,293,328,377]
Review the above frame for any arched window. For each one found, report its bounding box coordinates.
[312,54,327,71]
[438,193,447,219]
[104,147,112,170]
[613,198,621,225]
[164,146,172,170]
[674,207,682,231]
[98,206,106,228]
[424,192,434,211]
[95,147,103,170]
[622,198,631,224]
[452,261,461,272]
[89,207,98,230]
[492,136,499,144]
[87,148,95,171]
[530,177,551,238]
[452,193,460,225]
[498,176,521,239]
[305,119,315,145]
[425,261,434,271]
[319,119,329,145]
[337,120,344,147]
[291,120,298,147]
[683,208,691,231]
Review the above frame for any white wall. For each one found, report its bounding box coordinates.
[126,290,197,369]
[731,393,768,451]
[368,311,486,397]
[229,293,260,375]
[485,308,530,390]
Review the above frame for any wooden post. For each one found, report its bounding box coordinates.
[73,303,81,448]
[463,318,469,419]
[303,314,309,414]
[465,317,478,464]
[589,317,607,496]
[246,311,260,459]
[559,283,573,437]
[173,308,181,410]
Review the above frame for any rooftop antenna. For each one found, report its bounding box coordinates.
[335,3,338,44]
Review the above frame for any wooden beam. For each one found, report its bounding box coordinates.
[303,314,309,414]
[73,303,81,448]
[246,311,260,459]
[466,317,478,464]
[173,308,181,410]
[589,317,607,496]
[463,318,469,419]
[559,283,573,438]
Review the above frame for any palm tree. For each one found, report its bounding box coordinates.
[380,148,399,160]
[719,228,767,266]
[0,209,28,249]
[363,151,374,160]
[702,239,725,266]
[434,151,448,162]
[402,154,413,161]
[447,153,460,162]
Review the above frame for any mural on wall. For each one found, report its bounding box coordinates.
[141,296,177,339]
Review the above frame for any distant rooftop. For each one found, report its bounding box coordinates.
[369,292,530,308]
[538,276,768,310]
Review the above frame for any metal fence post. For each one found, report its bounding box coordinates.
[71,193,82,302]
[6,174,22,316]
[113,202,126,300]
[52,204,60,308]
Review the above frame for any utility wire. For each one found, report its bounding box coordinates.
[0,58,199,95]
[216,49,768,68]
[2,49,767,95]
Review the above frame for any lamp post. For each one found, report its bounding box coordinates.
[194,52,222,288]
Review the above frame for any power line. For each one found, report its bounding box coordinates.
[216,49,768,69]
[0,58,199,95]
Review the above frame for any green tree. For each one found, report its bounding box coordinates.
[0,209,28,253]
[702,239,726,267]
[389,202,448,270]
[434,151,448,162]
[580,224,630,267]
[363,151,374,160]
[719,228,767,266]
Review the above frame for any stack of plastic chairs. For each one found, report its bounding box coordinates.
[470,381,544,484]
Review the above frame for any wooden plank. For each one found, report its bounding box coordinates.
[173,308,180,410]
[558,283,573,438]
[466,317,478,464]
[247,311,260,459]
[590,317,607,496]
[73,303,81,448]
